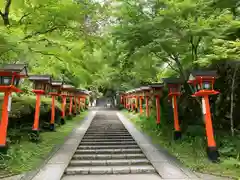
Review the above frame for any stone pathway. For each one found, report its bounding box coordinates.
[63,112,157,179]
[17,109,230,180]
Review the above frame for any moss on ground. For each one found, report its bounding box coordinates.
[0,112,87,177]
[0,94,88,178]
[123,110,240,180]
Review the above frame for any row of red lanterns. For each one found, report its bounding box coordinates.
[0,64,89,152]
[120,70,220,162]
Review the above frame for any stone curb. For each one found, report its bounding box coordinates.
[117,112,200,179]
[21,111,96,180]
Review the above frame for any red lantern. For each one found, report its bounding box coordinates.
[149,83,164,125]
[49,80,63,130]
[163,78,183,140]
[187,70,220,162]
[61,84,75,120]
[0,64,28,151]
[140,86,151,118]
[29,75,52,132]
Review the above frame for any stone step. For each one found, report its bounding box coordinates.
[88,128,126,129]
[81,139,134,142]
[86,131,129,133]
[89,126,125,127]
[72,153,145,160]
[65,165,156,175]
[75,148,142,154]
[69,159,150,166]
[83,135,132,139]
[62,174,162,180]
[85,133,130,136]
[80,141,137,145]
[78,145,139,149]
[90,125,125,126]
[89,125,125,126]
[86,132,129,135]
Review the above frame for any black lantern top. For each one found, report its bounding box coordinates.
[132,88,143,97]
[162,77,184,96]
[162,77,184,84]
[1,64,28,77]
[190,70,217,78]
[148,83,164,97]
[0,64,28,90]
[76,89,89,97]
[83,90,90,95]
[75,89,83,96]
[149,83,164,89]
[61,84,75,96]
[140,86,151,97]
[125,89,133,97]
[187,70,219,96]
[116,91,124,96]
[140,86,151,91]
[29,75,52,94]
[50,80,63,95]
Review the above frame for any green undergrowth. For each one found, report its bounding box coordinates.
[0,111,88,177]
[123,110,240,179]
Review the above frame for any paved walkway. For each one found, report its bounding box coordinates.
[15,109,229,180]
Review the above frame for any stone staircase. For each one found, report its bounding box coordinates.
[63,113,157,176]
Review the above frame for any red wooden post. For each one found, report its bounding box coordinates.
[78,97,81,111]
[69,97,73,115]
[32,93,41,131]
[145,96,149,117]
[172,95,181,139]
[155,95,161,124]
[61,95,66,120]
[49,80,63,130]
[83,97,86,109]
[131,96,134,111]
[50,95,56,129]
[135,95,138,112]
[203,95,216,148]
[74,96,77,115]
[139,96,143,114]
[0,91,11,148]
[125,96,128,109]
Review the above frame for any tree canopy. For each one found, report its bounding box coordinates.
[1,0,240,92]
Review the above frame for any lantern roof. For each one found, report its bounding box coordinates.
[140,86,151,91]
[134,88,142,92]
[128,89,135,94]
[51,80,63,87]
[28,75,52,82]
[62,84,75,90]
[116,91,124,95]
[149,83,164,88]
[83,90,91,95]
[190,70,218,79]
[131,89,136,93]
[162,77,184,84]
[76,89,85,94]
[0,64,28,76]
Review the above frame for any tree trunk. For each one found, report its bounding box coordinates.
[230,66,237,136]
[2,15,10,25]
[0,0,12,26]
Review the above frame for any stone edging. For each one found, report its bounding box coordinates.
[21,111,96,180]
